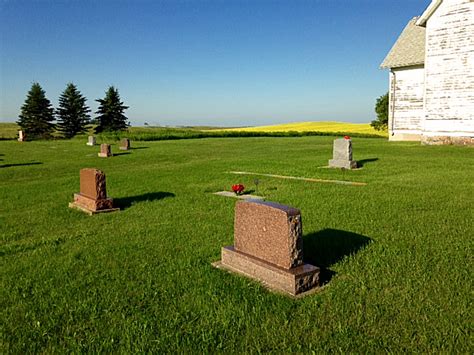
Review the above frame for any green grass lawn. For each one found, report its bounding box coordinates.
[1,136,472,352]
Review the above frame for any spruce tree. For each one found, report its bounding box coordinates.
[17,83,55,139]
[56,83,91,138]
[94,86,129,133]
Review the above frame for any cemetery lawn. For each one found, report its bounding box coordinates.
[1,136,472,352]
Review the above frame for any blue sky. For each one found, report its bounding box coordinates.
[1,0,429,126]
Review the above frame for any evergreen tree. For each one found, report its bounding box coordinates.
[94,86,129,133]
[56,83,91,138]
[370,92,389,131]
[17,82,55,139]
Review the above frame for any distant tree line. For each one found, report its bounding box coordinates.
[17,82,129,140]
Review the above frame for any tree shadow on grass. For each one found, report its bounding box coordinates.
[303,229,372,285]
[114,191,175,209]
[0,162,43,168]
[357,158,378,167]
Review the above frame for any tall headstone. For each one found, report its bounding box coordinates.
[86,136,96,146]
[328,138,357,169]
[18,130,26,142]
[119,138,130,151]
[69,168,119,214]
[215,199,320,296]
[98,143,112,158]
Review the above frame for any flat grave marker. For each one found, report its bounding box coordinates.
[213,191,264,200]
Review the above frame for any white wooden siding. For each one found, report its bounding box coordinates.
[423,0,474,136]
[389,66,425,133]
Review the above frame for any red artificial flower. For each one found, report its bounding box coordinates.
[231,184,245,195]
[344,135,351,140]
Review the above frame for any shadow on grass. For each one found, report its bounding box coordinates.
[0,162,43,168]
[303,229,372,285]
[113,152,132,156]
[130,147,149,150]
[357,158,378,167]
[115,191,175,209]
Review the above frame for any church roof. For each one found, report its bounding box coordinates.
[380,17,425,69]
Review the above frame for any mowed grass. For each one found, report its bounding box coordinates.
[220,121,388,137]
[1,136,472,352]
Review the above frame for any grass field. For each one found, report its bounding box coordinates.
[220,121,388,137]
[0,121,386,141]
[1,135,472,352]
[0,123,20,140]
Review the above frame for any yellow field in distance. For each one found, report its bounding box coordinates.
[220,121,387,137]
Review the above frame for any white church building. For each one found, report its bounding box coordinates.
[381,0,473,145]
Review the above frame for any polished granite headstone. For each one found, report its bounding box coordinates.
[215,199,320,296]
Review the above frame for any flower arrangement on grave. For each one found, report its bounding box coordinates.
[344,135,351,140]
[231,184,245,195]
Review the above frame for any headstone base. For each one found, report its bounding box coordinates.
[119,147,129,151]
[98,153,112,158]
[328,159,357,169]
[86,142,95,146]
[214,246,320,297]
[69,193,119,214]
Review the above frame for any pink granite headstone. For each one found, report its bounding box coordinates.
[216,199,319,296]
[234,200,303,269]
[98,144,112,157]
[69,168,118,214]
[119,138,130,150]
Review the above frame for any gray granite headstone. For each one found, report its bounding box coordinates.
[328,138,357,169]
[87,136,96,146]
[18,130,25,142]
